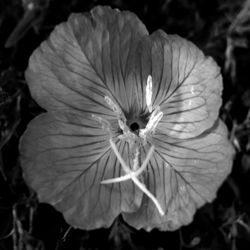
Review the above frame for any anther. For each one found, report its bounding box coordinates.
[146,109,163,132]
[104,96,121,115]
[132,148,140,171]
[139,107,163,138]
[91,114,111,133]
[146,75,153,113]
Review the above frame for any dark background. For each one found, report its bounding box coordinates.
[1,0,250,249]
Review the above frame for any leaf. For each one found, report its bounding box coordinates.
[19,112,143,229]
[25,6,148,116]
[123,120,234,231]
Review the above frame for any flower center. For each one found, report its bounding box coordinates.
[92,75,165,216]
[129,122,140,132]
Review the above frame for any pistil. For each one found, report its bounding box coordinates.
[102,139,164,216]
[101,145,154,184]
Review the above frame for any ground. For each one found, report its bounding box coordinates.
[1,0,250,249]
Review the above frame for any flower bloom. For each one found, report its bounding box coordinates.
[20,6,234,231]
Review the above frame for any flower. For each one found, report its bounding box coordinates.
[19,6,235,231]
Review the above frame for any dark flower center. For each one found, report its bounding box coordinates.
[125,112,150,135]
[130,122,140,132]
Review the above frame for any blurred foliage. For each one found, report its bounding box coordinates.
[1,0,250,249]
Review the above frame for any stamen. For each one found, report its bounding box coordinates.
[139,107,163,138]
[146,109,163,132]
[102,139,164,216]
[91,114,111,133]
[118,119,131,136]
[146,75,153,113]
[105,96,121,115]
[132,147,140,171]
[118,119,126,130]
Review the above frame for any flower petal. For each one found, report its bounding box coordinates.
[19,112,143,229]
[25,6,148,116]
[123,120,234,231]
[136,31,222,138]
